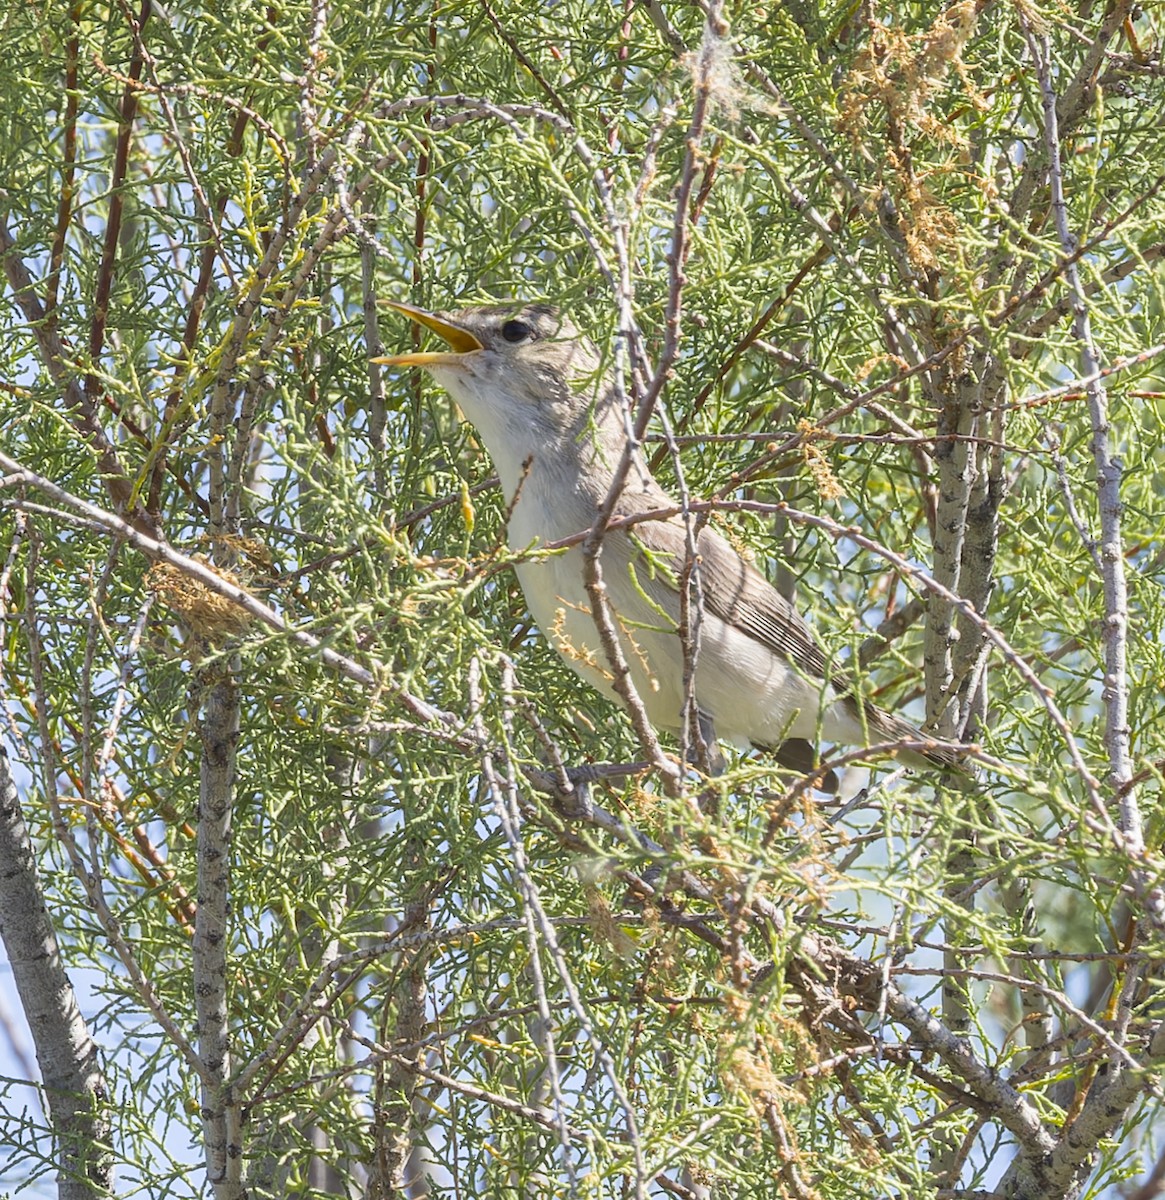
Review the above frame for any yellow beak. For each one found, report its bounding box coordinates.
[372,302,483,367]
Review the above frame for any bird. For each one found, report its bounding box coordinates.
[374,300,963,789]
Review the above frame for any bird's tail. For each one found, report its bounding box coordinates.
[762,699,967,793]
[840,693,967,773]
[771,737,840,794]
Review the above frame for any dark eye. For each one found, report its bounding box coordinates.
[500,318,534,343]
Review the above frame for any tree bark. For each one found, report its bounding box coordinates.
[0,743,111,1199]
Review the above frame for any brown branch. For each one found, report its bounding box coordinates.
[1127,1143,1165,1200]
[858,595,927,669]
[478,0,571,120]
[45,3,82,321]
[0,211,136,518]
[648,239,831,472]
[86,0,153,404]
[145,106,251,517]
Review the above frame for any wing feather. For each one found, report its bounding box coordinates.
[627,515,844,690]
[609,505,964,774]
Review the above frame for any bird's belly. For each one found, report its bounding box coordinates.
[513,549,635,705]
[512,550,831,748]
[684,616,833,747]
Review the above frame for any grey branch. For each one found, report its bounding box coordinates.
[0,743,112,1199]
[194,670,244,1199]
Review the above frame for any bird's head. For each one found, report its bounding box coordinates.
[374,302,621,488]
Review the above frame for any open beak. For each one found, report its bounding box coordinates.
[372,302,483,368]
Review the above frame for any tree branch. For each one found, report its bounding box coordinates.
[0,744,111,1200]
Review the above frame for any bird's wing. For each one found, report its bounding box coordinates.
[616,509,965,773]
[623,512,848,691]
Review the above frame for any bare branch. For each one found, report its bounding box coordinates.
[0,745,111,1199]
[1022,18,1161,924]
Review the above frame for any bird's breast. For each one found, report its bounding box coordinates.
[505,471,648,705]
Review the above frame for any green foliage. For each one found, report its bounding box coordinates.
[0,0,1163,1197]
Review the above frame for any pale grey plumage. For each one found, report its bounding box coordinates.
[377,301,962,784]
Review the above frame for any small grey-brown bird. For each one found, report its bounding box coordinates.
[375,301,962,787]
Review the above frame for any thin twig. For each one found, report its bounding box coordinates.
[1023,20,1160,923]
[0,451,448,726]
